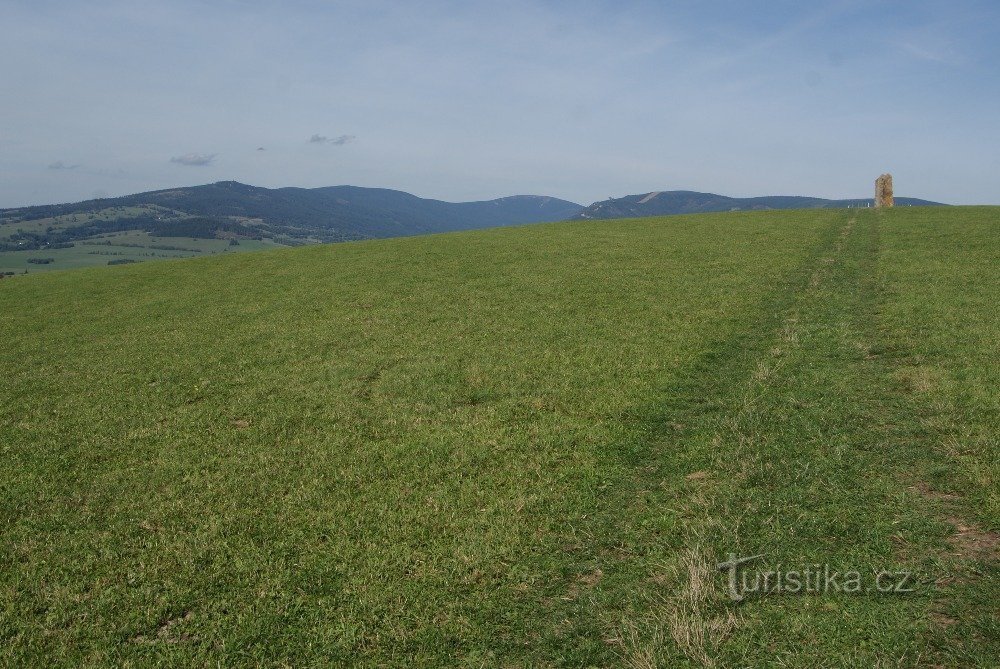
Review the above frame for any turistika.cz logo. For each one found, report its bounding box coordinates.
[716,554,915,602]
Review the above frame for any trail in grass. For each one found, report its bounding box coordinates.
[460,212,861,666]
[0,212,837,667]
[2,208,996,667]
[598,210,998,667]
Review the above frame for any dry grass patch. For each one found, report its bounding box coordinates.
[619,546,737,668]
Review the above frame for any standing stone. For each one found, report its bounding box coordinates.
[875,173,894,208]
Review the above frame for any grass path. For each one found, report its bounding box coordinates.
[610,210,999,667]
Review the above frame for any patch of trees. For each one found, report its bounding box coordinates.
[271,236,313,247]
[1,199,126,224]
[107,259,139,266]
[84,240,201,252]
[2,217,160,248]
[149,217,257,239]
[60,215,163,239]
[3,216,263,249]
[27,258,55,264]
[148,243,201,251]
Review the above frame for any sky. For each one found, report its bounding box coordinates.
[1,0,998,208]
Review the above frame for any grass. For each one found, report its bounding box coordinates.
[0,204,288,273]
[0,206,158,236]
[0,230,284,274]
[0,207,997,666]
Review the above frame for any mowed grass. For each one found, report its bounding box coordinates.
[0,207,997,666]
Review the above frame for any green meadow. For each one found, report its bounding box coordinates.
[0,231,284,274]
[1,207,997,666]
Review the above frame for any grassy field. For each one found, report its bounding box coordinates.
[0,230,285,274]
[0,205,158,238]
[0,203,291,274]
[0,207,997,666]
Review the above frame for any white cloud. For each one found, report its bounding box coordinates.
[170,153,216,166]
[309,134,356,146]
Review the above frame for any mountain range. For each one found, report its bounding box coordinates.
[1,183,947,254]
[0,182,584,249]
[571,190,944,220]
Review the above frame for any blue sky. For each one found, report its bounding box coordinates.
[1,0,997,207]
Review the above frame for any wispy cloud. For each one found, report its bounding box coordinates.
[309,134,356,145]
[2,1,998,207]
[48,160,79,170]
[896,41,956,64]
[170,153,216,166]
[695,2,858,76]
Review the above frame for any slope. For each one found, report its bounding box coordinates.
[0,207,997,666]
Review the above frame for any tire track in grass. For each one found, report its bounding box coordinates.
[604,212,867,667]
[614,210,995,667]
[432,213,850,668]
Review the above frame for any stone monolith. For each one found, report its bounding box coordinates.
[875,173,894,208]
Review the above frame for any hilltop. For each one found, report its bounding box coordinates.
[572,190,945,219]
[1,206,997,666]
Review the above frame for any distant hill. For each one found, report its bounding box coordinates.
[0,182,950,275]
[571,190,945,220]
[0,181,585,249]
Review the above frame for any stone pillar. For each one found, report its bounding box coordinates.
[875,174,894,208]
